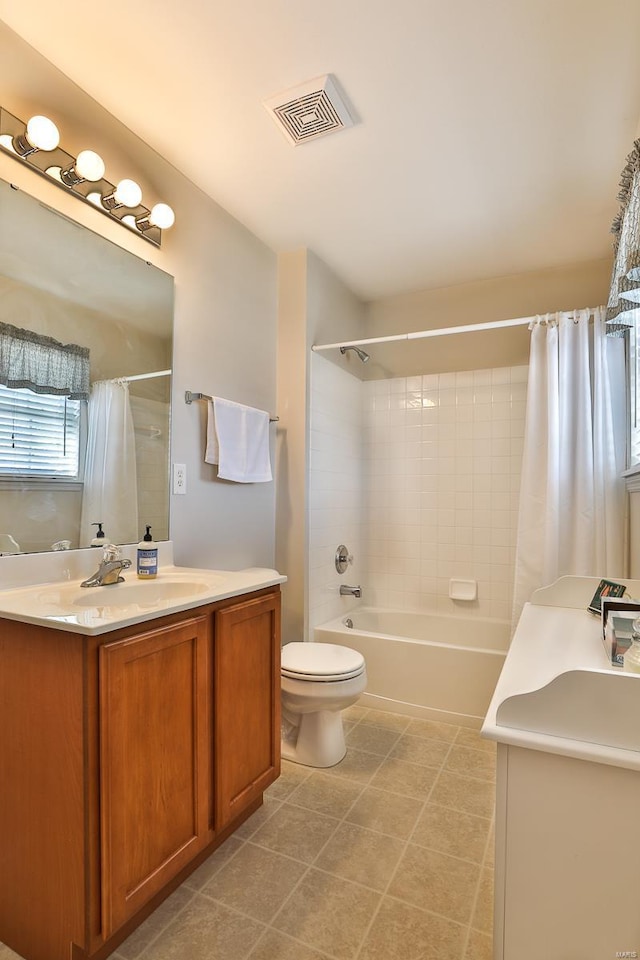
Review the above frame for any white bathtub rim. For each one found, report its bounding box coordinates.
[315,605,510,656]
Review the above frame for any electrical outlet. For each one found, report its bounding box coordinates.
[173,463,187,495]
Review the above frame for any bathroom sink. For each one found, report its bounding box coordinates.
[72,580,211,608]
[0,564,286,634]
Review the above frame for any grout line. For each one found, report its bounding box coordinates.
[351,733,458,959]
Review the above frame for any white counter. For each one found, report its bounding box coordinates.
[482,575,640,770]
[0,542,286,635]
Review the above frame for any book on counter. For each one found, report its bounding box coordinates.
[601,597,640,667]
[588,578,626,615]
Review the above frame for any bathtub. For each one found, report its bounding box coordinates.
[314,607,510,728]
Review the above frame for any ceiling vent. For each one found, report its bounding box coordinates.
[263,74,354,146]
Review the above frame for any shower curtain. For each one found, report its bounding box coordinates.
[511,308,627,625]
[80,379,138,547]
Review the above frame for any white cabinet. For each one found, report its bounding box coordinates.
[483,576,640,960]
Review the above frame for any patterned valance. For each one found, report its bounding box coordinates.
[606,138,640,336]
[0,322,90,400]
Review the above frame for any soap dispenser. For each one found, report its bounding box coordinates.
[137,525,158,579]
[91,522,106,547]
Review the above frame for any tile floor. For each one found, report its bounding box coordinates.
[0,705,496,960]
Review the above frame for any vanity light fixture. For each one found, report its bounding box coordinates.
[0,106,175,247]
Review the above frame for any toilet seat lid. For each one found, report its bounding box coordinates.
[281,642,365,681]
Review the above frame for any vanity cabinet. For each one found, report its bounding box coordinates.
[0,585,281,960]
[99,615,213,935]
[215,593,281,827]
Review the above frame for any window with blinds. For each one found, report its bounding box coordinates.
[0,384,81,479]
[631,320,640,468]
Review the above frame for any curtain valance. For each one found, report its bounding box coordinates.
[0,322,90,400]
[606,138,640,334]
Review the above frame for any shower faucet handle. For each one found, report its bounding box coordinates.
[335,544,354,574]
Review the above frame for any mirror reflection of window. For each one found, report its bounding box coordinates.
[0,384,82,479]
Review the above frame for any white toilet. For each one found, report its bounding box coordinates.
[281,641,367,768]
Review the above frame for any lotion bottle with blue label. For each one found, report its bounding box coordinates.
[137,525,158,578]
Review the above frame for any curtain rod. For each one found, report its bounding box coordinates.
[121,369,172,382]
[311,309,597,353]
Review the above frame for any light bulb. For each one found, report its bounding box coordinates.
[74,150,105,182]
[149,203,175,229]
[59,149,106,186]
[114,179,142,207]
[25,115,59,151]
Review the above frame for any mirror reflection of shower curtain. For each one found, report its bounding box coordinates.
[80,379,138,547]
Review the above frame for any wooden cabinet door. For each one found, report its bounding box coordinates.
[215,592,281,828]
[99,616,212,935]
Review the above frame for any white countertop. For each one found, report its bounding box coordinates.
[0,543,285,635]
[482,576,640,771]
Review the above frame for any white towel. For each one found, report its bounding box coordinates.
[205,397,272,483]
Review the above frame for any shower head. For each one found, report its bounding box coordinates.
[339,345,370,363]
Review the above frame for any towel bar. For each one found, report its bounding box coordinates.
[184,390,279,421]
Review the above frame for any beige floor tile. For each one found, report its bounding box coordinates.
[444,745,496,782]
[370,757,438,800]
[472,868,494,935]
[201,842,306,923]
[430,771,496,819]
[404,718,460,743]
[359,710,412,733]
[274,868,381,960]
[358,896,466,960]
[390,733,451,769]
[321,746,383,784]
[465,929,493,960]
[265,760,313,800]
[0,945,24,960]
[388,844,480,925]
[345,786,424,839]
[288,771,364,818]
[345,723,402,757]
[140,894,262,960]
[117,885,196,959]
[248,928,330,960]
[233,796,282,840]
[411,803,491,863]
[184,837,245,891]
[251,802,339,863]
[455,727,497,754]
[315,822,405,891]
[342,703,368,722]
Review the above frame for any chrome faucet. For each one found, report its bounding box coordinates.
[340,584,362,598]
[81,544,132,587]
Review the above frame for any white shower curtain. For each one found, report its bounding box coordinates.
[511,308,627,625]
[80,379,138,547]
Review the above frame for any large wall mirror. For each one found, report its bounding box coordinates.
[0,177,174,555]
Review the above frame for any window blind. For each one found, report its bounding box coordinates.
[0,384,81,478]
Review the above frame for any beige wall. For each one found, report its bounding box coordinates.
[0,23,277,569]
[359,258,612,378]
[276,249,366,643]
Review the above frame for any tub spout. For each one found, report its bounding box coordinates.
[340,584,362,598]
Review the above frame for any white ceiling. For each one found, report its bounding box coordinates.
[1,1,640,302]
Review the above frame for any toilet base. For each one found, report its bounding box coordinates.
[281,708,347,768]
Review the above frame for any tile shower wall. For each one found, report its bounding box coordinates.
[362,366,528,620]
[308,353,364,631]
